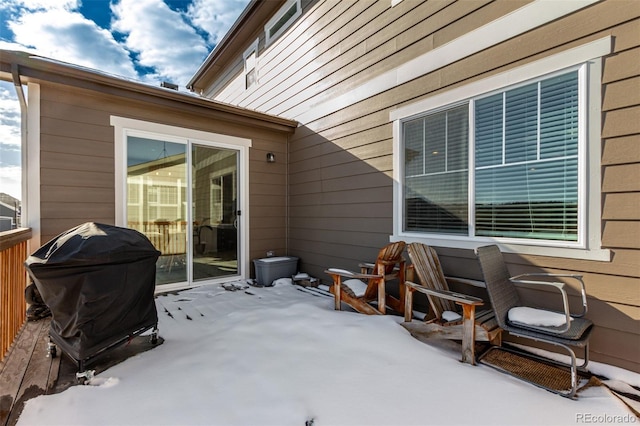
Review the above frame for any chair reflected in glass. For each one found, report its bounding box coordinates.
[152,220,187,274]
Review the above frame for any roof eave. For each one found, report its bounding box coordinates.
[187,0,284,93]
[1,50,297,132]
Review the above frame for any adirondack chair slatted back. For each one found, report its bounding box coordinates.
[375,241,406,275]
[475,245,521,329]
[407,243,457,319]
[363,241,406,301]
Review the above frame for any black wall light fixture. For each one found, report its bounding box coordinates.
[266,152,276,163]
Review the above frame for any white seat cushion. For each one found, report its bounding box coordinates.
[508,306,570,327]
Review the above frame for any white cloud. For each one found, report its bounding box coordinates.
[111,0,209,86]
[0,165,21,200]
[1,0,252,87]
[0,81,22,200]
[9,0,79,10]
[0,82,21,148]
[187,0,250,46]
[7,7,138,80]
[0,0,251,201]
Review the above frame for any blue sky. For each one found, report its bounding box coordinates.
[0,0,251,200]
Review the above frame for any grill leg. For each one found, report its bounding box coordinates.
[46,338,57,358]
[150,326,159,344]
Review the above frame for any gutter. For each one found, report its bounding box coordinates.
[11,63,27,109]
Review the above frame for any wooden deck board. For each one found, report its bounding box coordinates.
[1,316,163,425]
[1,318,58,426]
[5,320,59,426]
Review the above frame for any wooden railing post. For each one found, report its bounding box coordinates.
[0,227,32,362]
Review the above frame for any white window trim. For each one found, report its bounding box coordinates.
[243,38,259,90]
[264,0,301,47]
[110,116,253,288]
[391,37,612,261]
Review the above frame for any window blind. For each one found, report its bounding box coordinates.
[475,71,579,241]
[404,105,468,234]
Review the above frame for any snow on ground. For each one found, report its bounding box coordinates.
[18,280,638,426]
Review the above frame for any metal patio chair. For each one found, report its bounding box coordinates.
[475,244,593,398]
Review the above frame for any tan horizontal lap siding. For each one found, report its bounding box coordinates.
[218,0,370,108]
[204,0,639,371]
[595,4,640,375]
[215,0,356,106]
[231,0,517,116]
[39,88,116,242]
[248,136,288,262]
[216,0,513,114]
[293,3,639,371]
[38,84,291,257]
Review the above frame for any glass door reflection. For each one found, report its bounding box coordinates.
[192,145,238,281]
[127,137,187,285]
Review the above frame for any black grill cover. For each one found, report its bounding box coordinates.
[24,222,160,362]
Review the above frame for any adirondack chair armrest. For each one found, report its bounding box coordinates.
[404,281,483,306]
[377,257,405,266]
[358,262,375,273]
[403,280,483,365]
[324,268,382,280]
[359,260,405,273]
[445,276,486,288]
[510,273,587,319]
[358,261,400,279]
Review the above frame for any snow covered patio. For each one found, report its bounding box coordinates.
[16,280,640,425]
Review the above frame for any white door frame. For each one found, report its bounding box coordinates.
[111,116,251,292]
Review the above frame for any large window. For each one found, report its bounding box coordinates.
[402,69,581,244]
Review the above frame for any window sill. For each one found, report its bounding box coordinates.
[391,234,611,262]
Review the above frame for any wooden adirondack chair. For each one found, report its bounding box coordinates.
[402,243,502,364]
[325,241,406,315]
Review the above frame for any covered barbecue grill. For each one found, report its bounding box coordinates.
[24,222,161,375]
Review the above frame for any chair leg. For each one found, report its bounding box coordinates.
[565,345,579,399]
[478,341,588,399]
[404,288,414,322]
[333,276,342,311]
[489,329,503,347]
[579,341,590,370]
[559,342,592,399]
[377,278,386,314]
[460,304,477,365]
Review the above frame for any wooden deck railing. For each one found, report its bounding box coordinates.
[0,227,32,363]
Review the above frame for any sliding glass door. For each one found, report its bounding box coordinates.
[126,137,240,287]
[192,144,238,281]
